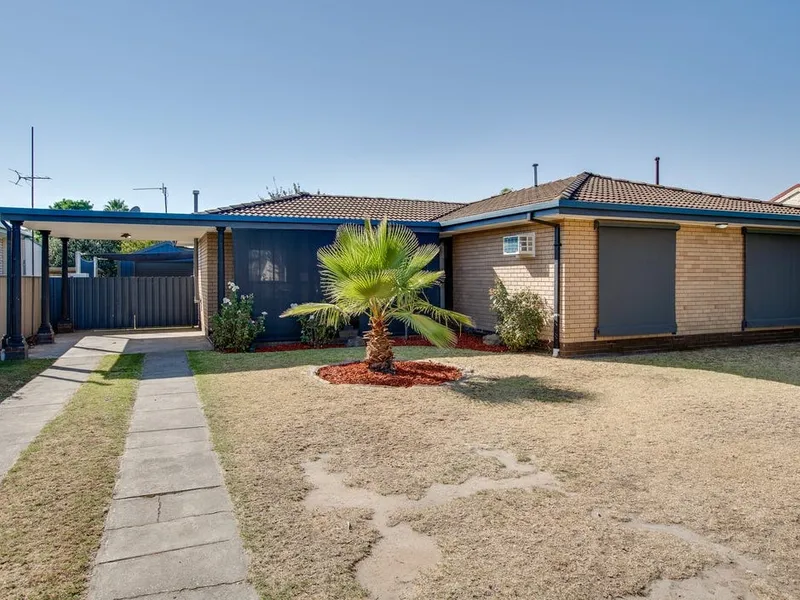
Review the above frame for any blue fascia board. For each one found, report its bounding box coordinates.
[438,199,561,227]
[558,200,800,228]
[440,211,534,233]
[0,206,441,232]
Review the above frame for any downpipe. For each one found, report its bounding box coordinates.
[529,216,561,357]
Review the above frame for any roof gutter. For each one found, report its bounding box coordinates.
[530,215,561,356]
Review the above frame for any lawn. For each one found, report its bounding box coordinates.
[0,359,55,401]
[189,344,800,600]
[0,353,143,599]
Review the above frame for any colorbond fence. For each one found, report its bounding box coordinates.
[1,276,196,338]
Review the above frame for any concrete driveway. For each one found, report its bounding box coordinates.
[28,329,211,359]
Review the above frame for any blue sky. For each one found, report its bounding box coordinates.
[1,0,798,213]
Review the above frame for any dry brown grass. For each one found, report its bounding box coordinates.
[189,344,800,599]
[0,354,143,600]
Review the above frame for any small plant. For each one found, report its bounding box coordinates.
[290,304,339,347]
[488,278,550,351]
[211,282,266,352]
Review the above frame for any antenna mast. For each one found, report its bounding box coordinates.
[133,183,168,212]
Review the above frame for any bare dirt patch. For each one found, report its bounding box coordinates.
[303,448,563,600]
[317,360,463,387]
[189,344,800,599]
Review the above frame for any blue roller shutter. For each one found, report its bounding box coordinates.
[744,230,800,328]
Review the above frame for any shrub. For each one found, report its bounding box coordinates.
[291,305,339,347]
[211,282,266,352]
[488,278,550,351]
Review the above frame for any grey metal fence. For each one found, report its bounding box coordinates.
[50,276,196,330]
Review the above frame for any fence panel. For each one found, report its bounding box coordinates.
[48,276,196,331]
[0,276,41,340]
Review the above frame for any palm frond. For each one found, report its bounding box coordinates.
[407,301,475,328]
[280,302,348,328]
[392,311,457,347]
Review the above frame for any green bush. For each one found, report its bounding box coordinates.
[291,305,339,347]
[488,278,550,351]
[211,282,266,352]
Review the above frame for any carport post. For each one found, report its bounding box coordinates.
[216,226,226,312]
[57,237,74,333]
[6,221,28,359]
[36,230,54,343]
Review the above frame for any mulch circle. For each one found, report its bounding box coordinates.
[317,361,463,387]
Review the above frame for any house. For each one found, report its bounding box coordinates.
[0,226,42,276]
[3,171,800,359]
[771,184,800,207]
[197,175,800,355]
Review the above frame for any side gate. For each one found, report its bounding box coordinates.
[50,276,196,330]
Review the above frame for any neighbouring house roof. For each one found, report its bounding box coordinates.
[207,193,466,222]
[441,172,800,222]
[770,184,800,206]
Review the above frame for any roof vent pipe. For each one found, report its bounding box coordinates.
[533,163,539,187]
[655,157,660,185]
[193,190,200,213]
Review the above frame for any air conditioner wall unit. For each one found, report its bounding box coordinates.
[502,234,535,257]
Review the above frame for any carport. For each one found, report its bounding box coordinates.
[0,206,238,359]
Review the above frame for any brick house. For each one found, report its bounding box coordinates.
[193,173,800,355]
[3,171,800,358]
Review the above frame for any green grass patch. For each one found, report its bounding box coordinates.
[0,353,143,600]
[188,345,491,375]
[0,359,55,401]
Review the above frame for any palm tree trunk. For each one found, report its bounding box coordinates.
[364,316,394,373]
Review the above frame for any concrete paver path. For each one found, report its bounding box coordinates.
[88,351,257,600]
[0,335,125,480]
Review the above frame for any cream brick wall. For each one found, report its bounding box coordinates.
[675,225,743,334]
[560,219,745,344]
[197,231,234,334]
[451,224,555,332]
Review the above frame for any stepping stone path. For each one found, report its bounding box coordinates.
[88,351,257,600]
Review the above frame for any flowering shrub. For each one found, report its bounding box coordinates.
[488,278,550,351]
[210,282,266,352]
[289,303,339,347]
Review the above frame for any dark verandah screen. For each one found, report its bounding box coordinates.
[233,229,336,341]
[233,229,442,341]
[745,231,800,328]
[596,223,677,337]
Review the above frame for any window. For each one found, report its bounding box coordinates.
[248,248,288,282]
[503,234,535,256]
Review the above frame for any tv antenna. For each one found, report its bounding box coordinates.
[8,127,51,208]
[133,183,168,213]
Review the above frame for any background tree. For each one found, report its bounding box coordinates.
[103,198,129,211]
[500,187,514,194]
[50,198,93,211]
[282,219,473,373]
[47,199,120,276]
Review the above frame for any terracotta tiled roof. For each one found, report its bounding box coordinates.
[441,172,800,221]
[207,193,464,222]
[572,174,800,215]
[438,175,582,221]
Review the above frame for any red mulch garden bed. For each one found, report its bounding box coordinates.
[255,334,506,353]
[317,361,463,387]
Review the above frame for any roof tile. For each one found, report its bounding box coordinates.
[207,193,464,222]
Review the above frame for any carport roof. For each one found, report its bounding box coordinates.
[0,206,441,244]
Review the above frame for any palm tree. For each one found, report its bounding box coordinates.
[281,219,473,373]
[103,198,129,212]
